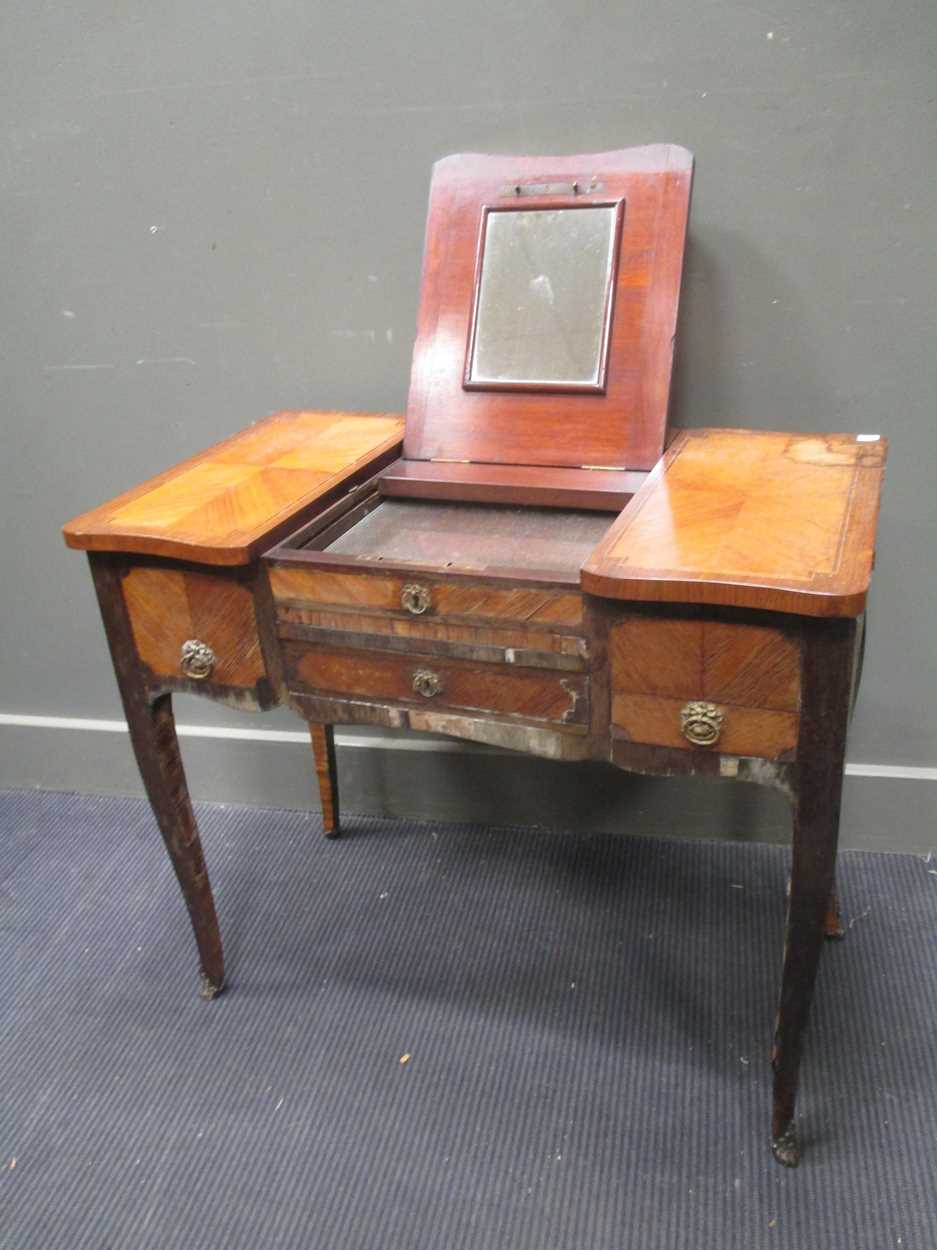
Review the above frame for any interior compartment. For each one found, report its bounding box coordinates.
[305,497,614,578]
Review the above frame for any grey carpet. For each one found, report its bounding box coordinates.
[1,786,935,1250]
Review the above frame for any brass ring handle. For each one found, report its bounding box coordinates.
[401,583,432,615]
[412,668,443,699]
[180,639,216,681]
[680,701,724,747]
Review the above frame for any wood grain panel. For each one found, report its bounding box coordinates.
[276,605,583,656]
[703,622,800,711]
[63,410,404,565]
[612,693,798,759]
[583,429,888,617]
[404,146,693,471]
[609,615,800,712]
[269,567,583,628]
[608,617,702,698]
[122,567,264,687]
[285,645,588,725]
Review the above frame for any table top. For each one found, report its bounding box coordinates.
[63,410,404,566]
[581,428,888,617]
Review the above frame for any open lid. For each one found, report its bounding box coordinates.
[404,145,694,473]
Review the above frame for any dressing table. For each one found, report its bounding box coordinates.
[63,146,888,1167]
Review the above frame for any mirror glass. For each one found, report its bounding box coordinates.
[467,205,617,389]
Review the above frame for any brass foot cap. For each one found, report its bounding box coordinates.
[771,1122,800,1168]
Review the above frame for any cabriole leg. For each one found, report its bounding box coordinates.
[309,723,340,837]
[90,555,224,999]
[771,618,855,1166]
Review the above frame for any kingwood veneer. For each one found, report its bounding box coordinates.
[63,147,889,1170]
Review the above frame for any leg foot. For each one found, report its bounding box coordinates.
[771,1121,800,1168]
[198,970,225,1001]
[309,723,340,837]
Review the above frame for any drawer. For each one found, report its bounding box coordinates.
[283,642,589,726]
[609,617,800,758]
[122,566,266,689]
[268,565,582,630]
[275,603,585,662]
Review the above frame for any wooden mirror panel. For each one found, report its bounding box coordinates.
[404,146,693,472]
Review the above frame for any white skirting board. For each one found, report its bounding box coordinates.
[1,713,935,853]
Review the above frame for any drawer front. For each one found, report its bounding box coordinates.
[610,617,800,758]
[275,604,585,661]
[284,643,588,726]
[269,565,582,629]
[122,566,265,688]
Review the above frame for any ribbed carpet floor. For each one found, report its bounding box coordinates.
[2,787,936,1250]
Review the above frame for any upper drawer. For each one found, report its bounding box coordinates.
[268,565,583,630]
[610,616,801,757]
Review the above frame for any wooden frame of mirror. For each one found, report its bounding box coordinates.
[401,146,694,475]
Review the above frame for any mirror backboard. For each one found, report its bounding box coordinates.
[465,203,622,392]
[404,147,694,472]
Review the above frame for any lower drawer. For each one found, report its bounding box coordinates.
[283,643,588,726]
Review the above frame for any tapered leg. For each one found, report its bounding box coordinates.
[127,693,225,997]
[309,723,340,837]
[771,618,856,1166]
[90,555,224,998]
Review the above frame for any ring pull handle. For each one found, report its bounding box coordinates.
[680,701,724,747]
[412,669,443,699]
[180,639,216,681]
[401,583,432,615]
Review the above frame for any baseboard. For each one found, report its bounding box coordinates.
[1,713,934,853]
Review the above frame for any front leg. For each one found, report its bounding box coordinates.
[90,556,224,998]
[771,618,855,1165]
[309,723,340,837]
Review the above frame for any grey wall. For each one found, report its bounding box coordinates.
[2,2,935,842]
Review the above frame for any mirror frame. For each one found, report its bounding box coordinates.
[463,197,625,395]
[403,147,695,472]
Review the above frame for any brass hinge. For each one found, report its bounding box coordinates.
[430,458,471,464]
[581,463,625,472]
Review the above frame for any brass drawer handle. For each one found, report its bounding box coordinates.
[412,668,443,699]
[180,639,216,681]
[401,583,432,615]
[680,701,723,747]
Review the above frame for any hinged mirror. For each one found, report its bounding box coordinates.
[404,147,694,472]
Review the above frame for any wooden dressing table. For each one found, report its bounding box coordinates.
[63,146,887,1167]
